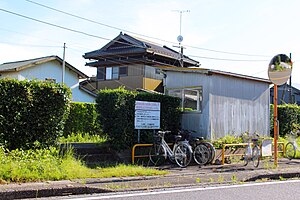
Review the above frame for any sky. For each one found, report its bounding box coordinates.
[0,0,299,88]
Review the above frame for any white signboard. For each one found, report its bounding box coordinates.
[261,139,273,157]
[134,101,160,129]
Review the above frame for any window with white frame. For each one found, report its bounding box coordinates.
[97,66,128,80]
[167,87,202,112]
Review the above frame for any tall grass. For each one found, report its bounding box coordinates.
[58,132,107,143]
[0,146,166,183]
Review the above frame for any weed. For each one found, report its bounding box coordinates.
[58,133,107,143]
[279,176,286,181]
[263,160,277,170]
[217,175,224,183]
[0,147,166,182]
[105,184,131,190]
[163,182,172,187]
[196,177,201,183]
[231,174,237,183]
[255,178,271,182]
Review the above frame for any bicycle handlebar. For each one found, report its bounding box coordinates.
[157,130,171,134]
[155,131,171,139]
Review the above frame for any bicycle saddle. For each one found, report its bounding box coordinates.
[174,135,182,141]
[193,137,204,141]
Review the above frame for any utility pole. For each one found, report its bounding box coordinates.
[172,10,190,67]
[289,53,292,103]
[62,43,66,83]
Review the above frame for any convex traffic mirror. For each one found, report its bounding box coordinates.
[268,54,292,85]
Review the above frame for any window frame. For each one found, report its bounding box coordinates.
[119,66,128,77]
[97,67,105,80]
[166,86,203,113]
[97,66,128,81]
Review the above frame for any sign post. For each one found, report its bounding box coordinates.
[134,101,161,143]
[273,84,278,166]
[268,54,293,166]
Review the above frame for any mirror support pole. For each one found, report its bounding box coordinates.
[274,84,278,167]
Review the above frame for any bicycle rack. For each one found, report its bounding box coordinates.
[132,144,153,164]
[132,143,174,164]
[221,142,285,165]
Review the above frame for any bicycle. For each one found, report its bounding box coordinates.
[243,133,261,168]
[149,130,193,168]
[285,130,300,160]
[179,130,216,166]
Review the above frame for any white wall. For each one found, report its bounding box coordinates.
[0,60,95,103]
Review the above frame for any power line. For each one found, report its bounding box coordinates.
[188,55,269,62]
[0,27,94,51]
[186,46,270,57]
[24,0,174,46]
[0,27,62,44]
[0,8,146,49]
[250,69,267,76]
[0,8,273,63]
[0,41,61,48]
[23,0,271,58]
[0,8,109,40]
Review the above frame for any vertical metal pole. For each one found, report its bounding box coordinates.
[179,11,182,36]
[274,84,278,167]
[138,129,141,143]
[180,46,184,67]
[289,53,292,103]
[62,43,66,83]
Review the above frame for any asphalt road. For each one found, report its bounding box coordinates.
[37,179,300,200]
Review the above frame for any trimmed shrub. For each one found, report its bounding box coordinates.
[96,87,181,150]
[0,79,71,150]
[64,102,101,137]
[270,104,300,137]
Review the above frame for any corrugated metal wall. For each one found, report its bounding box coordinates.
[165,71,270,139]
[209,74,270,139]
[165,71,211,138]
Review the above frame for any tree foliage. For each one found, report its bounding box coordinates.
[270,104,300,137]
[96,87,181,150]
[64,102,101,137]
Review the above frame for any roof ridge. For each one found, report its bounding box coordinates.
[1,55,57,65]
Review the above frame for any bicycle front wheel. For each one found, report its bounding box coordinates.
[285,142,296,160]
[174,143,192,168]
[252,145,260,168]
[193,143,210,165]
[149,144,167,166]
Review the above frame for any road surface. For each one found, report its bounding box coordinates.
[38,179,300,200]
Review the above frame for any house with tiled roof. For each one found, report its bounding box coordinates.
[270,84,300,105]
[81,32,199,94]
[81,32,272,139]
[0,55,95,103]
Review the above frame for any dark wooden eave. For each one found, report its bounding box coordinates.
[83,32,200,68]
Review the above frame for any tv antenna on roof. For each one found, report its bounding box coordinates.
[172,10,190,67]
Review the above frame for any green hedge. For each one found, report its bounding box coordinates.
[0,79,71,150]
[270,104,300,137]
[96,87,181,150]
[64,102,101,136]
